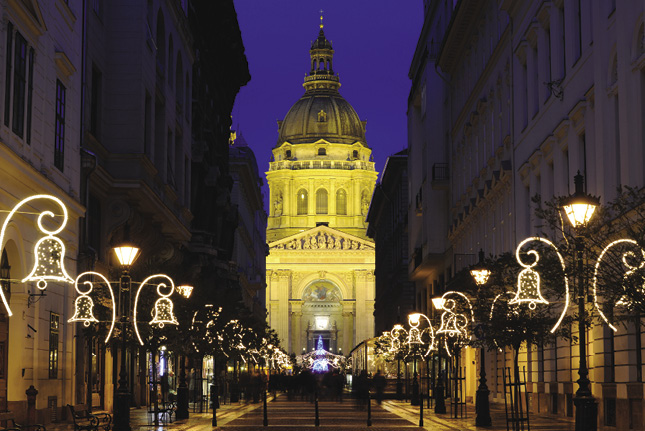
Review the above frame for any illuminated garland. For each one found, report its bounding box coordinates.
[592,239,645,332]
[68,271,116,343]
[133,274,179,345]
[513,237,569,333]
[0,195,73,316]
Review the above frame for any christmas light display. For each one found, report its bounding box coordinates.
[68,271,116,343]
[513,237,569,333]
[133,274,179,345]
[592,239,645,332]
[0,194,73,316]
[435,291,473,340]
[406,312,436,357]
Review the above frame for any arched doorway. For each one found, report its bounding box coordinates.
[302,281,342,353]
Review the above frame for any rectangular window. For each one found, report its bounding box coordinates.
[90,64,102,137]
[88,194,102,259]
[26,47,33,144]
[12,31,27,137]
[4,22,13,126]
[54,80,66,171]
[574,0,582,62]
[49,313,60,379]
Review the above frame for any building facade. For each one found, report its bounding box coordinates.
[0,0,84,422]
[366,149,415,336]
[409,0,645,429]
[230,133,267,322]
[266,23,377,355]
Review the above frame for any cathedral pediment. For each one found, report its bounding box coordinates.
[269,225,374,251]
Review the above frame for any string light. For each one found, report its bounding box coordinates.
[0,195,72,316]
[69,271,116,343]
[133,274,179,345]
[592,239,645,332]
[513,237,569,333]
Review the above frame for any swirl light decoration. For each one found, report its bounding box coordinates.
[68,271,116,343]
[435,291,474,340]
[513,237,569,333]
[406,312,436,357]
[133,274,179,345]
[0,195,73,316]
[593,239,645,332]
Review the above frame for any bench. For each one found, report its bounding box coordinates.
[3,418,46,431]
[66,405,111,431]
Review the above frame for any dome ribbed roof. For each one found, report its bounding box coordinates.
[276,25,366,147]
[277,93,365,146]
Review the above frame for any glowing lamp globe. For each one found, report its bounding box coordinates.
[470,268,491,286]
[113,245,140,267]
[408,313,421,325]
[432,297,445,310]
[561,172,599,228]
[177,285,193,298]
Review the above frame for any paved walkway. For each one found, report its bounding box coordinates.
[46,395,576,431]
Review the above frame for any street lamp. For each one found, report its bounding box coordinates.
[113,244,140,431]
[431,297,446,414]
[471,249,492,427]
[561,172,600,431]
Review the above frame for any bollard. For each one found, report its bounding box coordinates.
[367,392,372,427]
[263,389,268,427]
[211,384,217,427]
[25,385,38,426]
[314,389,320,427]
[419,391,423,427]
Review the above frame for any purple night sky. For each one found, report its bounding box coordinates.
[232,1,423,208]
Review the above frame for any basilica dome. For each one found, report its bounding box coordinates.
[276,26,366,147]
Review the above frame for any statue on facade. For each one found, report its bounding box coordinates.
[274,192,283,216]
[318,233,326,249]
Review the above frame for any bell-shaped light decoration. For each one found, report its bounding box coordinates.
[436,299,464,337]
[561,172,599,228]
[509,266,548,310]
[23,236,74,289]
[69,295,99,327]
[150,297,179,327]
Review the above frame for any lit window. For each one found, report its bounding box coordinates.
[336,189,347,215]
[316,189,328,214]
[49,313,60,379]
[297,189,308,215]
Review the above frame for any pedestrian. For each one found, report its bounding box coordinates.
[373,370,386,404]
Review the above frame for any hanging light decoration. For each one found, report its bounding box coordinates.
[133,274,179,345]
[69,271,116,343]
[512,237,569,333]
[0,195,74,316]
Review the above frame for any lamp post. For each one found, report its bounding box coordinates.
[113,244,141,431]
[470,249,492,427]
[431,297,446,414]
[561,172,600,431]
[407,313,435,427]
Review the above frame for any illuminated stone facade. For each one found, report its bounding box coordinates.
[266,23,377,355]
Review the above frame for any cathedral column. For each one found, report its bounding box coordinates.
[342,302,355,352]
[290,301,303,354]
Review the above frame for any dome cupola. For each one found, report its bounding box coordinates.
[276,16,367,147]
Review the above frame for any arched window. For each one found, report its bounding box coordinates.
[285,150,291,158]
[336,189,347,215]
[318,148,326,156]
[352,150,358,159]
[316,189,328,214]
[297,189,308,215]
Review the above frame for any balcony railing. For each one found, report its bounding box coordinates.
[269,159,375,171]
